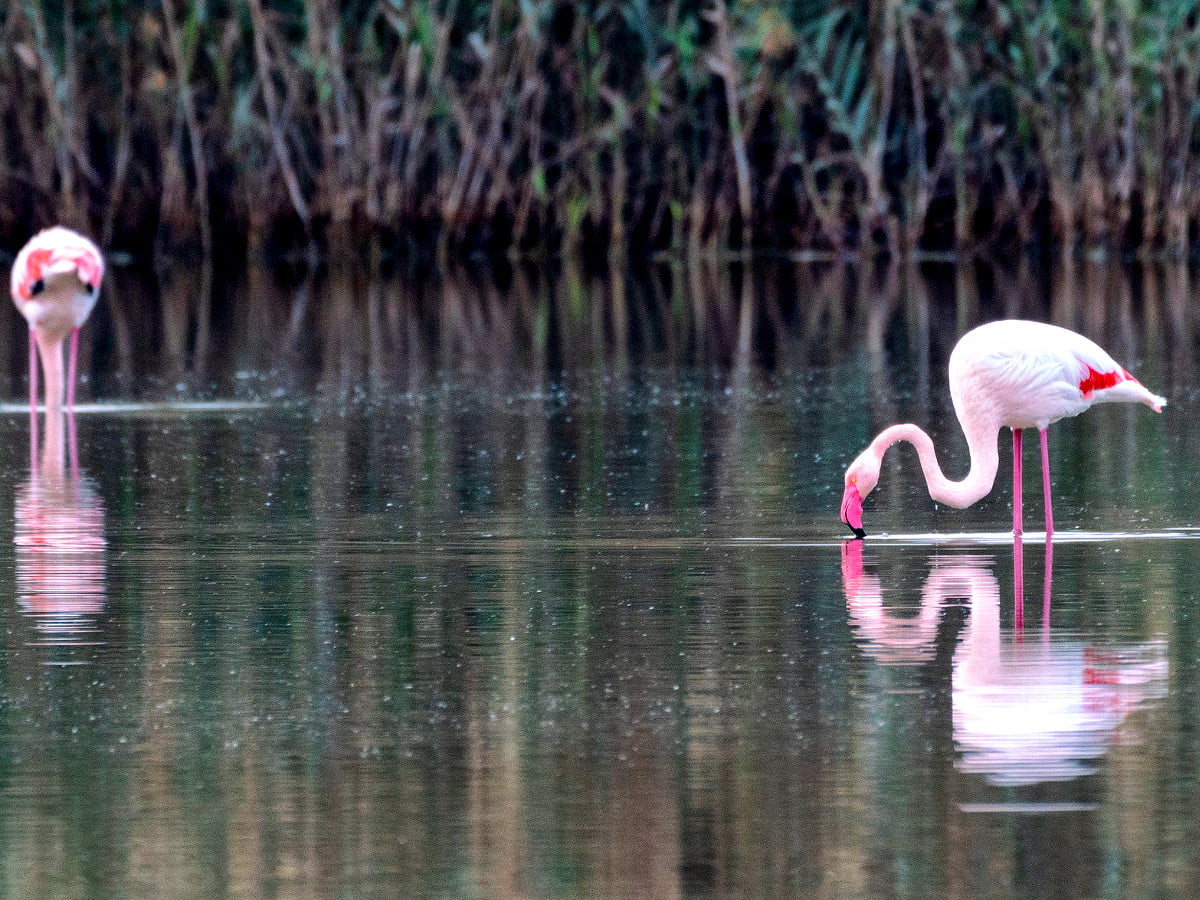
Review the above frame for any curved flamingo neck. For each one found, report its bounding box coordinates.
[34,331,65,412]
[871,421,999,509]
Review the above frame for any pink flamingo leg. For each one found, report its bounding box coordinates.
[1012,428,1023,537]
[1039,427,1053,538]
[66,327,80,410]
[28,329,38,415]
[28,330,39,461]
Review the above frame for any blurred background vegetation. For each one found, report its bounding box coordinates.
[3,0,1200,263]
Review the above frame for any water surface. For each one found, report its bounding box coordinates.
[0,259,1196,897]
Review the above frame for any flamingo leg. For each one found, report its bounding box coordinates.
[66,327,80,410]
[28,329,38,415]
[1012,428,1023,537]
[28,330,39,462]
[1039,427,1054,539]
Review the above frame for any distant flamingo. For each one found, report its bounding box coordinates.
[9,226,104,412]
[839,320,1166,538]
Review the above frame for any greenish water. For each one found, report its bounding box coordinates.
[0,260,1196,897]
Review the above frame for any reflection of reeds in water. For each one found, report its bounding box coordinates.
[0,324,1184,895]
[14,411,106,648]
[8,256,1191,412]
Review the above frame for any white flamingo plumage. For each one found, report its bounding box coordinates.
[9,226,104,412]
[839,320,1166,538]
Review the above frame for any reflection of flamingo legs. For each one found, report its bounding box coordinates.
[67,406,79,477]
[1043,539,1054,627]
[1014,531,1055,632]
[1013,533,1024,631]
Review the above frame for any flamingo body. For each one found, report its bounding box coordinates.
[840,320,1166,537]
[948,320,1161,431]
[9,226,104,411]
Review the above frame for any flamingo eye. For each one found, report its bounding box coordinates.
[29,279,44,297]
[84,282,95,295]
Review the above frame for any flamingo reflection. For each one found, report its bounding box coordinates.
[15,410,106,646]
[842,540,1167,786]
[841,539,953,666]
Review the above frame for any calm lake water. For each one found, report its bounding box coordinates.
[0,258,1197,897]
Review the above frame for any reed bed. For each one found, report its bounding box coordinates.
[3,1,1200,261]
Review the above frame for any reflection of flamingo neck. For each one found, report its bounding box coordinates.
[842,541,997,667]
[952,566,1003,684]
[39,409,67,483]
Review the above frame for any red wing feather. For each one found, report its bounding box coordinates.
[1079,366,1125,396]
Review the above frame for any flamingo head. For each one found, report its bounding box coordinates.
[10,226,104,307]
[840,451,880,539]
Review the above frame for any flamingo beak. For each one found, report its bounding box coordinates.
[839,483,866,539]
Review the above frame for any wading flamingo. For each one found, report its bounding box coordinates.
[9,226,104,412]
[839,320,1166,538]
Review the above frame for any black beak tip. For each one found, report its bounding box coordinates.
[844,523,867,540]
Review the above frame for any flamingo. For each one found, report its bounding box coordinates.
[9,226,104,412]
[839,320,1166,538]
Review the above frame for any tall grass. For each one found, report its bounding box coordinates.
[3,0,1200,261]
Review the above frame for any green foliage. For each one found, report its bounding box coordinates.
[5,0,1200,257]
